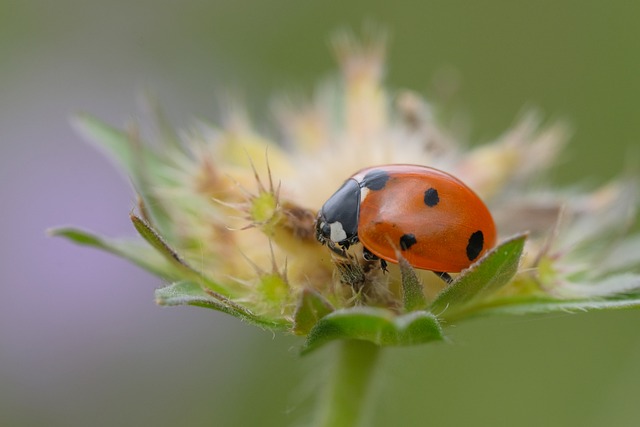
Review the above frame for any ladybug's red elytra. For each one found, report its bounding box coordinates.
[315,164,497,279]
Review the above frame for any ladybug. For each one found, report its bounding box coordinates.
[315,164,497,281]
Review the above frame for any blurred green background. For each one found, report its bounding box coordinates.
[1,1,639,426]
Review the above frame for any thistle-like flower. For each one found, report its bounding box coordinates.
[51,30,640,355]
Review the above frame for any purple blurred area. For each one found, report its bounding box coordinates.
[0,3,301,426]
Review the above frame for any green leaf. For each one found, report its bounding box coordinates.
[130,214,230,296]
[71,114,172,234]
[72,114,151,179]
[431,233,527,317]
[302,307,444,354]
[558,273,640,299]
[49,226,177,278]
[130,214,187,267]
[398,255,427,311]
[293,288,335,335]
[156,281,289,330]
[461,294,640,317]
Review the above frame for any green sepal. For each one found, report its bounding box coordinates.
[292,288,335,335]
[71,114,158,180]
[398,255,427,311]
[155,281,289,330]
[130,213,188,268]
[48,226,177,278]
[130,214,230,296]
[302,307,444,355]
[463,292,640,318]
[431,233,527,318]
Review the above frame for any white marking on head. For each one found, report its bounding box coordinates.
[329,221,347,243]
[360,187,370,202]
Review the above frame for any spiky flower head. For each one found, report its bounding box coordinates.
[52,29,640,353]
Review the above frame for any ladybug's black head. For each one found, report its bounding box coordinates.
[315,178,361,252]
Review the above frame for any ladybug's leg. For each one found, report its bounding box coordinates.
[363,247,388,273]
[433,271,453,284]
[362,246,377,261]
[327,242,348,258]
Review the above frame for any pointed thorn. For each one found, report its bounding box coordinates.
[274,180,282,204]
[211,197,245,210]
[224,172,256,199]
[265,147,275,194]
[238,249,265,276]
[245,151,266,193]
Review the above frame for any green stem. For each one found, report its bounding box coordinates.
[314,339,381,427]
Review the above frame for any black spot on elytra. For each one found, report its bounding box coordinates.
[424,187,439,207]
[400,233,417,251]
[466,230,484,261]
[362,169,390,191]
